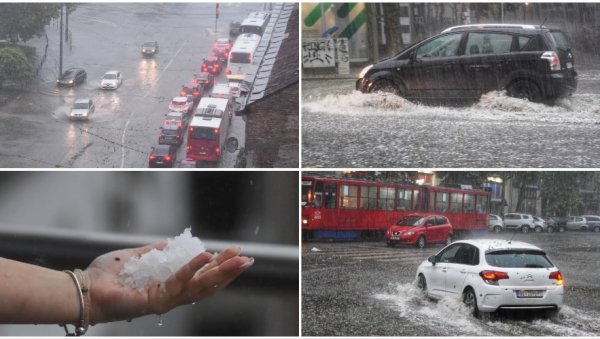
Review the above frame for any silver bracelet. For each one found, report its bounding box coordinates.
[62,270,90,336]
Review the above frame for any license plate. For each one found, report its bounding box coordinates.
[390,236,399,240]
[515,290,544,298]
[566,62,573,69]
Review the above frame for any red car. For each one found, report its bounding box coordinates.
[180,83,202,104]
[385,213,453,248]
[212,38,232,60]
[201,58,222,75]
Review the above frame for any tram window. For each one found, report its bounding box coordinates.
[432,192,449,212]
[464,194,476,213]
[413,190,420,210]
[476,195,488,213]
[324,183,337,209]
[302,180,313,206]
[450,193,463,212]
[313,181,323,207]
[340,184,358,209]
[360,186,377,210]
[397,189,413,211]
[378,187,395,211]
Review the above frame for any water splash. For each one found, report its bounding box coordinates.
[157,315,163,327]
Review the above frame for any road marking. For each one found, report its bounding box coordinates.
[120,42,186,168]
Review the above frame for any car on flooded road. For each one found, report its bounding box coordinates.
[57,68,87,87]
[141,40,159,56]
[148,144,176,168]
[416,239,564,319]
[385,213,453,248]
[357,24,577,104]
[68,98,94,120]
[100,70,122,90]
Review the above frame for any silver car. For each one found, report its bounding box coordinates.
[532,216,548,233]
[568,215,600,232]
[502,213,536,233]
[69,98,95,120]
[488,214,504,233]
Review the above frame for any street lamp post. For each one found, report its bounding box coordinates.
[59,3,63,76]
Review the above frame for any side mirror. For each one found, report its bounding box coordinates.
[409,51,419,64]
[225,137,239,153]
[428,255,436,266]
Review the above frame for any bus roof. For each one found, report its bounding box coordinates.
[241,12,270,25]
[197,97,228,111]
[231,34,261,53]
[189,115,222,129]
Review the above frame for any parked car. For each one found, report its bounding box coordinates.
[543,216,567,232]
[148,144,176,168]
[416,239,564,318]
[502,213,535,233]
[141,41,159,56]
[576,215,600,232]
[357,24,577,104]
[488,214,504,233]
[100,70,122,90]
[385,213,453,248]
[68,98,94,120]
[566,216,593,231]
[158,124,184,146]
[532,216,548,233]
[57,68,87,87]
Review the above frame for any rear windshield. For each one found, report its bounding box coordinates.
[395,216,424,226]
[230,52,251,64]
[162,128,178,135]
[485,249,554,268]
[549,31,569,50]
[190,127,217,141]
[240,26,262,35]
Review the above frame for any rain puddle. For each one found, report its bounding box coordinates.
[374,282,600,336]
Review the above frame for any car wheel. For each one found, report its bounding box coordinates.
[493,225,502,233]
[581,226,587,231]
[416,235,426,249]
[594,226,600,232]
[444,234,452,246]
[417,274,427,294]
[521,225,530,233]
[371,79,399,95]
[547,226,554,233]
[534,226,543,233]
[463,288,481,318]
[507,80,542,102]
[559,226,565,233]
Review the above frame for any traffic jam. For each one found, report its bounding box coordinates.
[301,173,600,336]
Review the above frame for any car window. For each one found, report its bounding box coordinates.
[451,244,479,265]
[485,249,553,268]
[465,32,513,55]
[73,102,89,109]
[549,31,569,50]
[396,216,424,226]
[437,243,461,263]
[416,33,462,58]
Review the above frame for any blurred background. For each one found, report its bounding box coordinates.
[0,171,299,336]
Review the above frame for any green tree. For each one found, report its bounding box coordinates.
[435,171,492,188]
[540,172,594,216]
[0,3,62,43]
[0,47,32,87]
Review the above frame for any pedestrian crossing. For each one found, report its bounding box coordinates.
[303,242,441,264]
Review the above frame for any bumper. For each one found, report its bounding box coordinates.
[385,234,417,245]
[69,115,88,120]
[149,161,173,168]
[101,84,117,89]
[477,284,564,312]
[542,70,578,98]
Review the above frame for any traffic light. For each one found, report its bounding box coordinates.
[216,4,220,19]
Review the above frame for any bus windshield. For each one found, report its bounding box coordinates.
[230,52,251,64]
[396,216,425,227]
[189,127,217,141]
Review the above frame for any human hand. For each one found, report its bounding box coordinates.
[83,243,254,324]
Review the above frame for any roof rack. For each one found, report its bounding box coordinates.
[442,24,543,33]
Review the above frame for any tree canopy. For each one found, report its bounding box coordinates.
[0,47,32,85]
[0,3,62,43]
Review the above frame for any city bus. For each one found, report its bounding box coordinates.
[239,11,271,36]
[226,33,262,81]
[301,175,490,240]
[186,97,232,163]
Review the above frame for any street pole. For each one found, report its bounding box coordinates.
[65,4,69,42]
[215,4,219,38]
[59,3,63,76]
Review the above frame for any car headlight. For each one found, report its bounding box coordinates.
[404,231,415,236]
[358,64,373,79]
[68,80,73,83]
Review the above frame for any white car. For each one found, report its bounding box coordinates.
[488,214,504,233]
[168,96,193,115]
[416,239,564,318]
[210,83,231,99]
[69,98,95,120]
[100,70,122,89]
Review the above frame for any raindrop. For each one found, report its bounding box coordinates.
[157,315,163,327]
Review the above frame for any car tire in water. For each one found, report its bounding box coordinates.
[547,226,554,233]
[417,235,426,249]
[521,225,530,233]
[463,288,481,318]
[535,226,543,233]
[594,226,600,232]
[371,79,398,95]
[559,226,565,233]
[417,274,427,295]
[507,80,542,103]
[493,226,502,233]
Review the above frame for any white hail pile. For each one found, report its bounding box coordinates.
[119,227,206,291]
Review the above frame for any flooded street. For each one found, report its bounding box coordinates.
[302,67,600,167]
[302,232,600,336]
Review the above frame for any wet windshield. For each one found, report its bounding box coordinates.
[485,250,554,268]
[103,74,117,79]
[395,216,424,226]
[73,102,89,109]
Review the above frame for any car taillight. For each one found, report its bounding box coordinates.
[193,91,200,96]
[213,128,219,134]
[302,218,308,225]
[541,51,561,71]
[215,147,221,156]
[226,70,232,75]
[549,271,564,286]
[180,91,186,96]
[149,155,156,160]
[164,155,171,161]
[479,270,509,285]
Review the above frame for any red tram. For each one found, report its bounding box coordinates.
[301,175,490,240]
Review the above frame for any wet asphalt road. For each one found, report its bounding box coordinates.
[302,231,600,336]
[302,67,600,168]
[0,3,258,168]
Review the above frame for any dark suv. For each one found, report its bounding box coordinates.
[357,24,577,104]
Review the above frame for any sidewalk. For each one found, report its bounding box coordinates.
[302,64,366,80]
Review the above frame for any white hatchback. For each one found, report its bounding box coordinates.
[415,239,564,318]
[100,70,122,89]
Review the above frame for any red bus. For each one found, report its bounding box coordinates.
[186,97,232,163]
[301,175,490,240]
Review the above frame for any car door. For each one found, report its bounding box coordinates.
[444,244,478,298]
[423,217,439,243]
[400,32,464,97]
[427,243,462,298]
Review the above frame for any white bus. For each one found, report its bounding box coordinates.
[240,11,271,36]
[226,33,261,81]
